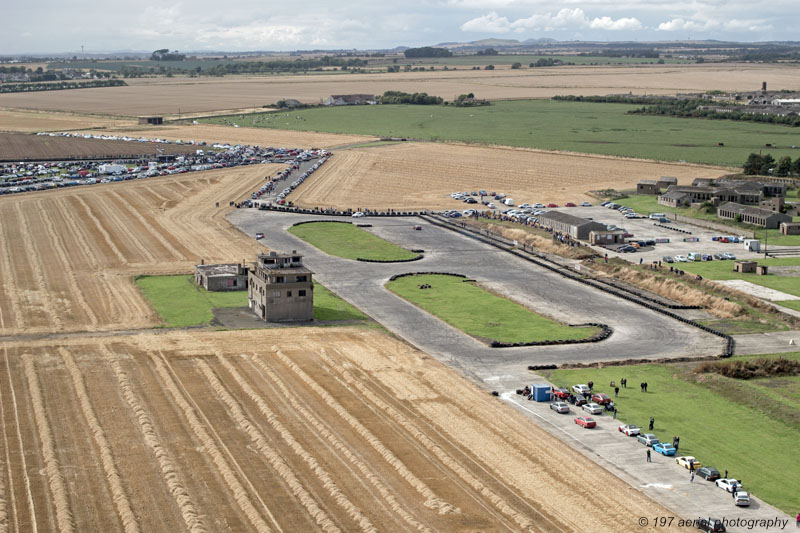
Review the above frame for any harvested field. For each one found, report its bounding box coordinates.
[1,63,797,115]
[0,132,202,161]
[288,142,730,210]
[94,124,372,150]
[0,107,132,132]
[0,165,277,336]
[0,328,687,532]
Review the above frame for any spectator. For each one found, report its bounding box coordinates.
[614,386,619,397]
[646,449,651,463]
[649,417,654,431]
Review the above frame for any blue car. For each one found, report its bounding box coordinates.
[653,442,677,456]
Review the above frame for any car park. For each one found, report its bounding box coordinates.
[734,491,751,507]
[676,456,701,470]
[715,478,742,493]
[637,434,659,446]
[653,442,676,456]
[550,402,570,414]
[696,467,721,481]
[618,424,640,436]
[572,384,591,395]
[696,517,726,532]
[582,403,603,415]
[574,416,596,428]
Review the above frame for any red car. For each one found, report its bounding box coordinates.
[575,416,596,428]
[591,393,611,405]
[565,202,577,207]
[552,387,570,400]
[547,203,559,208]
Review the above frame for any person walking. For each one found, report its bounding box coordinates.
[649,417,654,431]
[621,378,626,388]
[613,407,617,420]
[794,512,799,528]
[646,449,651,463]
[614,386,619,397]
[724,469,728,479]
[690,471,695,483]
[588,380,594,391]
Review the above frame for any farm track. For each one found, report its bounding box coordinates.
[0,165,277,337]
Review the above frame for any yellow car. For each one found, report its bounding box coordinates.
[676,456,701,470]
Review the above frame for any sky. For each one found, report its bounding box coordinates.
[0,0,793,55]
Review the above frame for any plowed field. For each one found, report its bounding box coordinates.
[0,132,202,161]
[288,142,730,210]
[0,107,132,132]
[0,166,277,336]
[0,328,685,532]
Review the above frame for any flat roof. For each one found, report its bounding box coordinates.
[195,264,244,277]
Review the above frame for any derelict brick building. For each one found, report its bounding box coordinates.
[248,251,314,322]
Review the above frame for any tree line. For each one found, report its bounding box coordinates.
[379,91,442,105]
[743,153,800,177]
[403,47,452,58]
[117,57,369,77]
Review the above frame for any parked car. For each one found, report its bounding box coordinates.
[565,202,576,207]
[591,393,611,405]
[722,253,736,260]
[572,384,591,395]
[582,403,603,415]
[550,402,570,414]
[715,478,742,493]
[574,416,596,428]
[572,394,588,406]
[734,491,751,507]
[552,387,570,400]
[662,256,674,263]
[618,424,640,436]
[702,254,713,261]
[676,456,701,470]
[653,442,677,456]
[674,255,688,262]
[637,433,659,446]
[352,212,366,218]
[618,245,637,253]
[696,517,726,532]
[580,202,592,207]
[696,467,721,481]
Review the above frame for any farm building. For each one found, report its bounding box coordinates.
[716,202,792,229]
[324,94,376,106]
[780,222,800,235]
[194,263,249,291]
[138,116,163,125]
[248,251,314,322]
[658,190,692,208]
[537,212,608,241]
[636,180,660,195]
[589,229,625,245]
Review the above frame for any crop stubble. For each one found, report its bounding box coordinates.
[0,329,690,532]
[289,142,730,209]
[0,166,277,336]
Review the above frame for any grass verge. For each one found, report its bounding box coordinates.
[136,275,367,327]
[386,274,596,343]
[289,221,418,261]
[543,352,800,514]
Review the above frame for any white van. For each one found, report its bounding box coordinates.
[649,213,667,220]
[687,252,702,261]
[503,198,515,206]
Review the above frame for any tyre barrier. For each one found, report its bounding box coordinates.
[291,219,352,227]
[420,214,735,359]
[410,249,424,253]
[488,322,612,348]
[388,272,466,282]
[528,364,558,371]
[654,223,692,235]
[356,224,373,228]
[591,279,702,310]
[257,204,427,217]
[356,255,423,263]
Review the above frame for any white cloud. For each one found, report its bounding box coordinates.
[461,8,642,32]
[657,14,772,33]
[657,18,714,31]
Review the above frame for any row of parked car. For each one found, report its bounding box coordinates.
[662,252,737,263]
[545,384,751,519]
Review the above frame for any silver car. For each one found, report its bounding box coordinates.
[549,402,570,414]
[582,403,603,415]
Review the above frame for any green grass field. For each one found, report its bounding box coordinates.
[136,275,367,327]
[288,222,418,261]
[203,100,800,166]
[544,352,800,514]
[619,194,800,246]
[677,257,800,298]
[386,274,596,343]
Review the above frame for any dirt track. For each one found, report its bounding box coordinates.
[289,142,730,209]
[0,166,276,336]
[0,328,689,532]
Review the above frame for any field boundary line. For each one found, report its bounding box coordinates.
[100,344,206,533]
[73,196,128,264]
[246,352,433,533]
[22,357,74,533]
[0,219,25,332]
[58,347,139,533]
[147,349,277,533]
[198,357,348,533]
